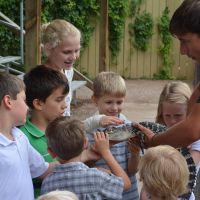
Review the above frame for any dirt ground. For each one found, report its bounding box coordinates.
[71,79,193,122]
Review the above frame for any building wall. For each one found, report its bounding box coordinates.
[78,0,195,80]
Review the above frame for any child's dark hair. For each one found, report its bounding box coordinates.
[46,116,85,161]
[0,72,25,103]
[24,65,69,109]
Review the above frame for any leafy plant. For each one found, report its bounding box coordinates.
[108,0,129,61]
[153,7,173,80]
[129,11,154,51]
[129,0,145,17]
[42,0,100,49]
[0,0,21,56]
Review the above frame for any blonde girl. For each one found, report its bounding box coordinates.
[42,19,81,116]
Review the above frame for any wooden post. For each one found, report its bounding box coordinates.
[99,0,108,72]
[25,0,41,72]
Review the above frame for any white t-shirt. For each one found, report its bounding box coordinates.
[64,68,74,116]
[0,127,48,200]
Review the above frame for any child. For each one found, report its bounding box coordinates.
[42,19,81,116]
[139,145,189,200]
[88,71,140,200]
[0,73,54,200]
[156,81,200,200]
[37,190,78,200]
[20,65,123,196]
[41,116,131,199]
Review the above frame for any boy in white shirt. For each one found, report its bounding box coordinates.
[0,73,55,200]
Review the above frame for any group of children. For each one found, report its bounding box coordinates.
[0,65,199,200]
[0,18,200,200]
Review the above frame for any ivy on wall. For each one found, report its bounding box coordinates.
[108,0,129,61]
[0,0,21,56]
[153,7,173,80]
[130,12,154,51]
[42,0,100,49]
[129,0,154,51]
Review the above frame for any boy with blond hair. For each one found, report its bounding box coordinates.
[138,145,189,200]
[0,73,54,200]
[88,71,140,200]
[41,116,131,199]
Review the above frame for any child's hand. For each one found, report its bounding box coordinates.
[128,137,140,154]
[100,116,124,127]
[93,131,110,156]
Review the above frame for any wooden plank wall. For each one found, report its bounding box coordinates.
[78,0,195,80]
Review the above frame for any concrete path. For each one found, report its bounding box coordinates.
[72,80,193,122]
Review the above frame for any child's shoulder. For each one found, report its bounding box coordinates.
[19,118,45,138]
[0,127,30,151]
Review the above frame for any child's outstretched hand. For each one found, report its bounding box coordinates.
[100,116,124,127]
[93,131,110,156]
[128,137,140,155]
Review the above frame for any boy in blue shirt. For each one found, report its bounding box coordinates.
[41,116,131,199]
[89,72,140,200]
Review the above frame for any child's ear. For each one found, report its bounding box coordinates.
[48,147,57,158]
[43,44,51,57]
[83,137,88,149]
[91,95,98,105]
[3,95,12,109]
[33,99,43,111]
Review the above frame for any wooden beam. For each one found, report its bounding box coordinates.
[73,68,93,91]
[99,0,108,72]
[25,0,41,72]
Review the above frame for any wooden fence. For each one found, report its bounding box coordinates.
[77,0,195,80]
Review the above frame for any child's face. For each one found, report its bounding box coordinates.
[162,102,187,127]
[12,90,28,126]
[47,35,81,70]
[40,87,67,122]
[93,95,125,117]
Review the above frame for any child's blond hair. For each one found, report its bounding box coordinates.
[156,81,191,124]
[41,19,81,49]
[93,71,126,98]
[139,145,189,200]
[37,190,78,200]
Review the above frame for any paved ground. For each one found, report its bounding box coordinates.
[71,79,193,122]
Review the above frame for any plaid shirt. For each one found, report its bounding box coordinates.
[87,113,139,200]
[41,162,124,200]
